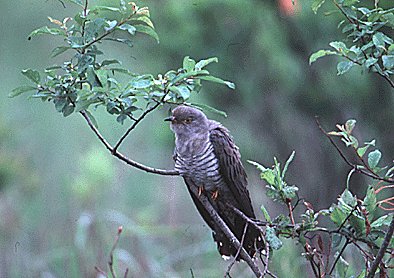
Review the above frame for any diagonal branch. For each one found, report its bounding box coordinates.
[80,110,179,176]
[367,215,394,278]
[187,185,263,277]
[225,223,249,278]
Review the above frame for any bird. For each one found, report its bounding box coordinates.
[165,105,262,259]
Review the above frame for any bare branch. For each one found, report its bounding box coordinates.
[80,110,179,176]
[225,223,249,277]
[367,215,394,278]
[187,186,263,277]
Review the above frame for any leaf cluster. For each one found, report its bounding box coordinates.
[11,1,234,123]
[310,0,394,86]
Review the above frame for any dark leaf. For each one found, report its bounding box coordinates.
[134,24,159,43]
[198,75,235,89]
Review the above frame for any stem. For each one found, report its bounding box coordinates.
[329,238,350,275]
[367,215,394,278]
[80,110,179,176]
[225,223,249,278]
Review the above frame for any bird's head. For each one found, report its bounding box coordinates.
[165,105,209,138]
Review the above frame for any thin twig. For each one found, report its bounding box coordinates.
[108,226,123,278]
[95,266,107,277]
[315,117,394,183]
[329,238,350,275]
[367,215,394,278]
[225,223,249,278]
[80,110,179,176]
[113,93,168,152]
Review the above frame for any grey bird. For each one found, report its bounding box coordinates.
[165,105,262,259]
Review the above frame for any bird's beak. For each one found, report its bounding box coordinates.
[164,116,175,122]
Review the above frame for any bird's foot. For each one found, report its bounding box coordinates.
[198,186,204,196]
[211,190,219,200]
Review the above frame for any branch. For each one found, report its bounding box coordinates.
[367,215,394,278]
[187,185,263,277]
[225,223,249,278]
[80,110,179,176]
[315,117,394,183]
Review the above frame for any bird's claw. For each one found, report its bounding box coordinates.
[198,186,204,196]
[211,190,219,200]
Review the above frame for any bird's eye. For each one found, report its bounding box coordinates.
[185,117,193,124]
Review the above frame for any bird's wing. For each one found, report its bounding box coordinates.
[209,122,256,218]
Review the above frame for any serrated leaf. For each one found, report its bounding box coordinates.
[340,189,357,207]
[311,0,326,14]
[22,69,41,84]
[51,46,71,57]
[9,86,37,98]
[195,57,219,70]
[134,24,159,43]
[283,185,298,199]
[189,103,227,118]
[198,75,235,89]
[248,160,268,173]
[337,61,354,75]
[28,26,65,39]
[368,149,381,169]
[330,206,347,227]
[266,227,282,250]
[309,49,336,64]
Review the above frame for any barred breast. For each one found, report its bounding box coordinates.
[175,141,224,191]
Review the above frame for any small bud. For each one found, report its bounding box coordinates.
[118,226,123,234]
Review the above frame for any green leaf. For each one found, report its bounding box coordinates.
[342,0,358,6]
[134,24,159,43]
[330,206,347,227]
[266,227,282,250]
[101,59,121,67]
[329,41,348,53]
[309,49,336,64]
[169,85,190,100]
[195,57,219,70]
[62,104,75,117]
[372,32,387,49]
[183,56,196,72]
[357,145,369,157]
[345,119,356,133]
[189,103,227,118]
[311,0,326,14]
[364,57,378,68]
[337,61,354,75]
[283,185,298,199]
[130,15,155,28]
[118,24,136,35]
[340,189,357,207]
[363,186,377,218]
[198,75,235,89]
[92,6,121,12]
[9,85,37,98]
[51,46,71,57]
[282,151,295,179]
[368,149,381,169]
[21,69,41,84]
[336,256,349,278]
[28,26,65,39]
[371,214,392,228]
[260,204,271,223]
[382,55,394,69]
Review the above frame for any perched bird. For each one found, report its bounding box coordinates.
[165,105,261,259]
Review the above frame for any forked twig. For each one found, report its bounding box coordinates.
[225,223,249,277]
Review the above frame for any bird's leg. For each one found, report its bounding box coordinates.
[198,185,204,196]
[211,189,219,200]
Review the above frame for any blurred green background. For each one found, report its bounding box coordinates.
[0,0,393,277]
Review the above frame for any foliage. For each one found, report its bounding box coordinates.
[310,0,394,88]
[11,0,233,124]
[250,120,394,277]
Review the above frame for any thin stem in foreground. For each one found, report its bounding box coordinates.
[80,110,179,176]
